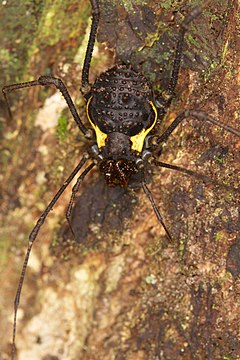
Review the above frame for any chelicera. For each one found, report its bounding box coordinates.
[2,0,240,358]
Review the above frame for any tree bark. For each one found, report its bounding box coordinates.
[0,1,239,359]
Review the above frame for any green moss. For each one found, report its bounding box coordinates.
[121,0,148,12]
[0,0,44,84]
[221,40,229,65]
[57,112,68,143]
[203,60,219,82]
[51,235,59,248]
[178,238,185,258]
[145,274,157,285]
[214,156,225,165]
[142,21,166,48]
[215,231,225,241]
[36,0,90,46]
[161,1,173,10]
[186,33,200,48]
[1,0,91,90]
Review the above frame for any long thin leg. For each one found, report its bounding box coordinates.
[153,160,211,183]
[2,76,91,138]
[154,109,240,146]
[142,182,172,242]
[166,6,203,97]
[11,154,89,360]
[66,162,95,237]
[153,160,240,194]
[81,0,100,92]
[139,168,172,241]
[156,0,210,112]
[155,2,209,110]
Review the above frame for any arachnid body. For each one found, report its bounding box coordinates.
[1,0,240,359]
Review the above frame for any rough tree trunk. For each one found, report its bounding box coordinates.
[0,1,239,359]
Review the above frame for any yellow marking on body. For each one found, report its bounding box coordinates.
[86,96,107,148]
[130,100,158,152]
[86,97,158,152]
